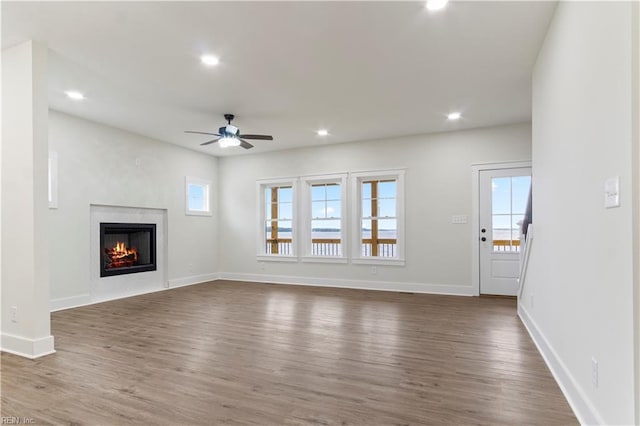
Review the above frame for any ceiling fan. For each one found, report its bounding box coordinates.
[185,114,273,150]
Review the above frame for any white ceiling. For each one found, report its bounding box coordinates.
[2,1,556,157]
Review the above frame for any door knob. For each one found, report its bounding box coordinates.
[481,237,487,242]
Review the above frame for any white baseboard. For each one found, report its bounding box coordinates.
[48,272,471,311]
[49,274,219,312]
[49,273,468,313]
[1,333,55,359]
[218,272,475,296]
[50,294,92,312]
[168,273,219,289]
[518,302,602,425]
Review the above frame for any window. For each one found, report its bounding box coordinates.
[185,176,212,216]
[300,174,347,262]
[257,178,297,260]
[351,170,405,265]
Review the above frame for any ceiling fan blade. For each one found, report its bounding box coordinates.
[200,138,220,146]
[238,134,273,141]
[239,139,254,150]
[186,131,220,136]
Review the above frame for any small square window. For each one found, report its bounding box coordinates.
[185,176,212,216]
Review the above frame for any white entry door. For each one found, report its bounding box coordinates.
[479,167,531,295]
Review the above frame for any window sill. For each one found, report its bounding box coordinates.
[257,255,298,263]
[186,211,212,217]
[301,256,348,264]
[351,257,405,266]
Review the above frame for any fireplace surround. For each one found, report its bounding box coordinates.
[88,205,167,306]
[100,222,157,277]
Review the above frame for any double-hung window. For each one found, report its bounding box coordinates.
[257,178,297,260]
[300,174,347,262]
[351,170,405,265]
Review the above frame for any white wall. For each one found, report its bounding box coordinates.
[217,123,531,294]
[48,110,219,309]
[525,2,636,424]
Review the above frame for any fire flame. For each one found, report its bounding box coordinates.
[104,241,138,268]
[111,241,138,261]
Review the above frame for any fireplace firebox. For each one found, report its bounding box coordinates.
[100,223,157,277]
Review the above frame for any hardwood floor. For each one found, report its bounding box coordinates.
[1,281,577,425]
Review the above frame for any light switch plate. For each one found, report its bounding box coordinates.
[451,215,468,224]
[604,177,620,209]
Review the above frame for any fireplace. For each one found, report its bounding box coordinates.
[100,223,157,277]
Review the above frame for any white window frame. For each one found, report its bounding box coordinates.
[300,173,348,263]
[185,176,212,216]
[350,169,405,266]
[48,151,58,209]
[256,177,298,262]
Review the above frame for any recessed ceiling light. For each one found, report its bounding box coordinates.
[65,91,84,100]
[447,112,461,120]
[317,129,329,136]
[200,55,220,66]
[426,0,449,11]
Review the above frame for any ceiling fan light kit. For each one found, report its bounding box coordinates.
[185,114,274,150]
[218,136,241,148]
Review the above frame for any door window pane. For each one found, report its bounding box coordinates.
[491,174,531,252]
[512,214,525,241]
[492,215,512,251]
[491,177,511,214]
[512,176,532,214]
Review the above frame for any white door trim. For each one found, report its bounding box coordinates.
[471,161,532,296]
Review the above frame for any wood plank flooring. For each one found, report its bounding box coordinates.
[1,281,577,425]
